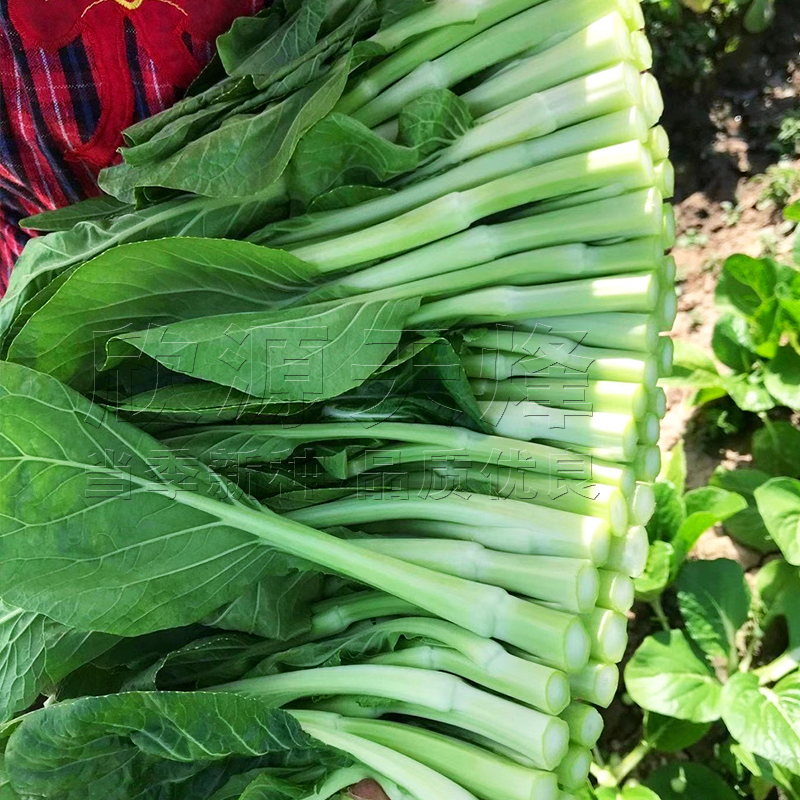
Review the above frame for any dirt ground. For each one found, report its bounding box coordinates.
[599,2,800,772]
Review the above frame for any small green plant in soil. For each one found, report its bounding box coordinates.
[587,434,800,800]
[669,202,800,415]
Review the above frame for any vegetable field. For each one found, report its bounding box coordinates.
[0,1,797,799]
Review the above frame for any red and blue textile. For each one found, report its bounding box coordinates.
[0,0,263,293]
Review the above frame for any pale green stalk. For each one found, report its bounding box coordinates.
[514,312,659,353]
[560,701,604,748]
[461,13,650,115]
[286,143,656,274]
[215,664,569,770]
[461,334,659,386]
[352,0,644,126]
[583,608,628,662]
[556,745,592,790]
[596,569,635,613]
[353,538,599,614]
[407,271,660,327]
[319,716,560,800]
[603,525,649,577]
[469,376,648,419]
[418,63,649,176]
[568,660,619,707]
[293,715,478,800]
[477,400,638,463]
[265,108,649,246]
[358,516,610,564]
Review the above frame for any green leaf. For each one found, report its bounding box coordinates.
[672,487,747,562]
[643,712,712,752]
[764,345,800,409]
[743,0,776,33]
[717,254,777,318]
[646,482,686,543]
[6,239,316,392]
[288,113,419,204]
[756,558,800,647]
[99,58,350,201]
[723,373,775,413]
[645,763,739,800]
[721,671,800,775]
[659,439,687,496]
[675,559,750,662]
[596,789,662,800]
[3,692,343,799]
[625,630,722,722]
[634,541,675,601]
[396,89,472,158]
[0,362,305,636]
[0,601,119,723]
[0,193,280,354]
[120,633,260,691]
[752,421,800,476]
[19,195,131,232]
[104,298,419,403]
[116,381,296,429]
[202,572,325,641]
[710,467,777,553]
[754,477,800,565]
[712,313,757,373]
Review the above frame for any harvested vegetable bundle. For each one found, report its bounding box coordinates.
[0,1,673,799]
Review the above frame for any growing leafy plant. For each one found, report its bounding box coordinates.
[669,202,800,414]
[0,1,678,798]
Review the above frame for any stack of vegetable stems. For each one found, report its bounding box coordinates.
[0,2,674,799]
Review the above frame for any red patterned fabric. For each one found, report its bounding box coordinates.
[0,0,263,293]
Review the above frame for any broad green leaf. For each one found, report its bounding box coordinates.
[721,671,800,775]
[3,692,343,799]
[717,254,777,318]
[645,763,739,800]
[210,770,309,800]
[308,184,396,214]
[0,193,279,353]
[288,113,418,204]
[396,88,472,158]
[99,59,349,201]
[752,421,800,476]
[633,541,675,601]
[646,482,686,543]
[0,362,305,636]
[743,0,776,33]
[710,467,776,553]
[643,712,711,752]
[675,559,750,662]
[659,439,687,496]
[723,373,775,413]
[121,633,260,691]
[672,487,747,561]
[625,630,722,722]
[712,313,757,373]
[756,558,800,647]
[202,572,325,640]
[104,298,419,403]
[764,345,800,409]
[116,381,297,428]
[19,195,131,231]
[0,601,119,723]
[6,239,316,392]
[595,789,661,800]
[754,477,800,565]
[731,744,800,800]
[119,99,241,167]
